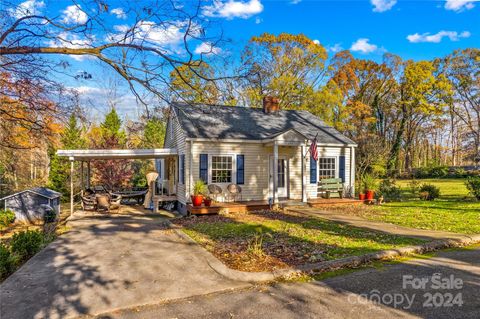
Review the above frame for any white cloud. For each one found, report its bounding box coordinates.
[407,30,471,43]
[111,8,127,19]
[350,38,378,53]
[371,0,397,12]
[48,33,94,61]
[113,24,130,33]
[291,0,302,4]
[444,0,477,12]
[255,17,262,24]
[312,39,320,45]
[194,42,222,55]
[203,0,263,19]
[62,5,88,24]
[106,20,202,54]
[9,0,45,19]
[327,43,344,53]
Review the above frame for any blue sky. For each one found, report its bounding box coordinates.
[8,0,479,120]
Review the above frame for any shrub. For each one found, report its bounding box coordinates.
[362,174,378,191]
[378,179,402,201]
[0,209,15,228]
[430,166,448,178]
[414,167,431,179]
[43,208,57,224]
[0,244,16,280]
[453,167,466,178]
[408,179,421,195]
[465,177,480,200]
[419,184,440,201]
[10,230,44,261]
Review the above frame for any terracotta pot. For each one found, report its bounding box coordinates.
[191,195,203,207]
[204,198,212,207]
[366,190,375,200]
[359,193,366,200]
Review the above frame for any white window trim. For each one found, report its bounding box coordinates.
[317,156,338,180]
[208,154,237,185]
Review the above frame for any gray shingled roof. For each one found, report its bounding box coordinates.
[0,187,61,201]
[171,103,356,145]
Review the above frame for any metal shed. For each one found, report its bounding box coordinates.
[1,187,61,223]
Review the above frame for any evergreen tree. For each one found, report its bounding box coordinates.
[142,117,166,148]
[47,114,86,198]
[91,108,132,189]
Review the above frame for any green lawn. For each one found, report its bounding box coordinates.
[347,178,480,234]
[174,211,423,272]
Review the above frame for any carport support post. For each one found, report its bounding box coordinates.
[86,161,91,189]
[301,144,307,203]
[70,157,74,216]
[80,161,84,192]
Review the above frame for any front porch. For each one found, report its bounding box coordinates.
[187,198,364,215]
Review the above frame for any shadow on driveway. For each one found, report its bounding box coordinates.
[0,214,248,319]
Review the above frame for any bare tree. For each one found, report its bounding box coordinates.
[0,0,227,108]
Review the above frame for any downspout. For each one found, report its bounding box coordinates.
[189,140,193,202]
[350,146,355,196]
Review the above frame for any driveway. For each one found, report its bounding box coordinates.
[94,246,480,319]
[0,214,249,319]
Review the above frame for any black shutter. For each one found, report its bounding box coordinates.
[180,154,185,184]
[236,155,244,185]
[339,155,346,183]
[199,154,208,183]
[310,156,317,184]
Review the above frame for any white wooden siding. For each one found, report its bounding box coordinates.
[305,146,353,199]
[166,112,355,203]
[164,111,188,204]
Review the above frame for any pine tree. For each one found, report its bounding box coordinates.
[91,108,132,190]
[47,114,86,198]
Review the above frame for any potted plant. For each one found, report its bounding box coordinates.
[191,180,207,207]
[358,190,366,201]
[357,179,366,200]
[204,196,213,207]
[362,173,377,201]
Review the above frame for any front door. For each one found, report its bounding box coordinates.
[269,156,288,198]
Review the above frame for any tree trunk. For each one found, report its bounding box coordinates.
[387,106,407,174]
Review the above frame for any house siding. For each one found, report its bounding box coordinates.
[188,142,354,201]
[305,146,354,198]
[166,110,355,204]
[164,110,188,205]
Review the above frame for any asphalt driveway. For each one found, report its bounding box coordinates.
[0,214,249,319]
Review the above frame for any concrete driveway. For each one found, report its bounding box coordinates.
[0,213,249,319]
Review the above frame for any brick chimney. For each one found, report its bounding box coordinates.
[263,96,280,114]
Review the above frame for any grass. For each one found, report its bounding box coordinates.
[342,178,480,234]
[174,210,423,272]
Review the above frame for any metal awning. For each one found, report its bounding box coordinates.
[56,148,178,160]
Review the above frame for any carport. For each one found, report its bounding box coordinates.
[56,148,178,215]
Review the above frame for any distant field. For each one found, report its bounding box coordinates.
[396,178,470,199]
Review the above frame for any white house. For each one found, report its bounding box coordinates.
[160,98,357,213]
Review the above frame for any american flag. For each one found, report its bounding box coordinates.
[310,135,318,161]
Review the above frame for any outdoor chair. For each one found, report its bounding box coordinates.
[95,194,122,213]
[208,184,223,202]
[226,184,242,202]
[81,195,96,211]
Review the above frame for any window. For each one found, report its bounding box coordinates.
[318,157,336,179]
[211,156,233,183]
